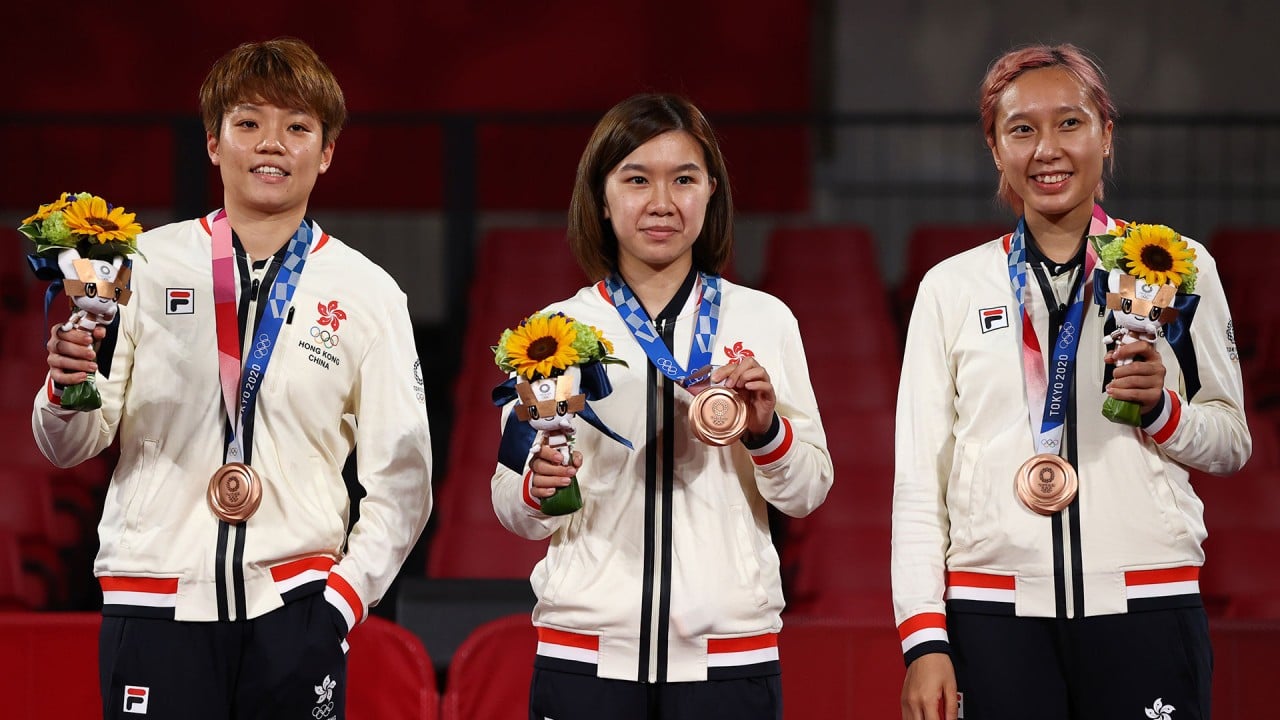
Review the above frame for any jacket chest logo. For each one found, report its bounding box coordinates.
[723,340,755,363]
[980,306,1009,333]
[297,299,346,369]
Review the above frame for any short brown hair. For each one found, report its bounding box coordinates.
[199,37,347,146]
[568,94,734,281]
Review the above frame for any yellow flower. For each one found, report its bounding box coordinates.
[1121,224,1197,288]
[505,313,580,380]
[592,326,615,355]
[62,195,142,245]
[22,192,74,224]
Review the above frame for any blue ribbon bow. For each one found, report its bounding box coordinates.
[1092,267,1202,400]
[492,361,633,474]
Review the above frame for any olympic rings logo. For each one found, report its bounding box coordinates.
[310,326,340,349]
[1058,322,1076,345]
[311,701,335,718]
[656,357,679,374]
[253,333,272,359]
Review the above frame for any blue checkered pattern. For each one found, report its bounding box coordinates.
[605,272,722,385]
[1007,219,1029,306]
[269,222,314,320]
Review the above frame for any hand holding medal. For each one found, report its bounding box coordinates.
[686,357,775,446]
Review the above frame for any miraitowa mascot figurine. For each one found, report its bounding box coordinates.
[20,192,142,411]
[514,366,587,516]
[1092,222,1199,426]
[493,311,631,516]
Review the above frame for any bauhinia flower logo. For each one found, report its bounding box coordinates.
[494,312,625,381]
[723,341,755,364]
[314,675,336,704]
[317,300,347,331]
[1144,697,1174,719]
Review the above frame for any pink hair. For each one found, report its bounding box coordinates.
[979,44,1118,213]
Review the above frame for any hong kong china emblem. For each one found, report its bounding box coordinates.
[300,300,345,369]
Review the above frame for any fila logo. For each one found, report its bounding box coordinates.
[123,685,149,714]
[166,288,194,315]
[980,306,1009,333]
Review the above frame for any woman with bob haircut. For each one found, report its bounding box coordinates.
[492,93,832,719]
[34,37,433,719]
[892,44,1249,720]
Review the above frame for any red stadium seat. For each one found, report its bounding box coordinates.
[347,615,439,720]
[440,613,537,720]
[896,223,1009,333]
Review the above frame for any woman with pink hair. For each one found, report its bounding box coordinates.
[891,44,1250,720]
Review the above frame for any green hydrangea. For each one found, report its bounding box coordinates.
[39,211,76,246]
[1093,234,1126,271]
[493,328,514,373]
[570,322,603,363]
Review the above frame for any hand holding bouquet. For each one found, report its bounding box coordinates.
[494,312,625,515]
[21,192,143,410]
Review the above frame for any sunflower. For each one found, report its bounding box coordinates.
[504,313,581,379]
[62,195,143,245]
[1121,224,1197,289]
[21,192,75,225]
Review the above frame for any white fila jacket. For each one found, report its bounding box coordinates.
[492,275,833,683]
[31,216,433,632]
[892,218,1250,665]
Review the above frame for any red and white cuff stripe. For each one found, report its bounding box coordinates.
[324,571,365,633]
[898,612,948,655]
[46,378,64,405]
[522,470,541,511]
[747,417,794,466]
[1143,389,1182,444]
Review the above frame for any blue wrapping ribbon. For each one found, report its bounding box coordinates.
[1092,267,1202,400]
[492,361,633,474]
[27,252,127,379]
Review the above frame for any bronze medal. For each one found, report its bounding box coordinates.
[689,386,748,446]
[1015,454,1078,515]
[208,462,263,523]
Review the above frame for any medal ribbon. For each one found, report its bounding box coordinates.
[1007,206,1109,455]
[211,209,313,464]
[604,271,721,386]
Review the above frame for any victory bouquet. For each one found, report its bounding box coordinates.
[21,192,143,411]
[1091,223,1198,426]
[493,312,626,515]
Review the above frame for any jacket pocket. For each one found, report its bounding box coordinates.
[947,441,984,549]
[540,513,582,606]
[730,506,770,610]
[123,437,161,535]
